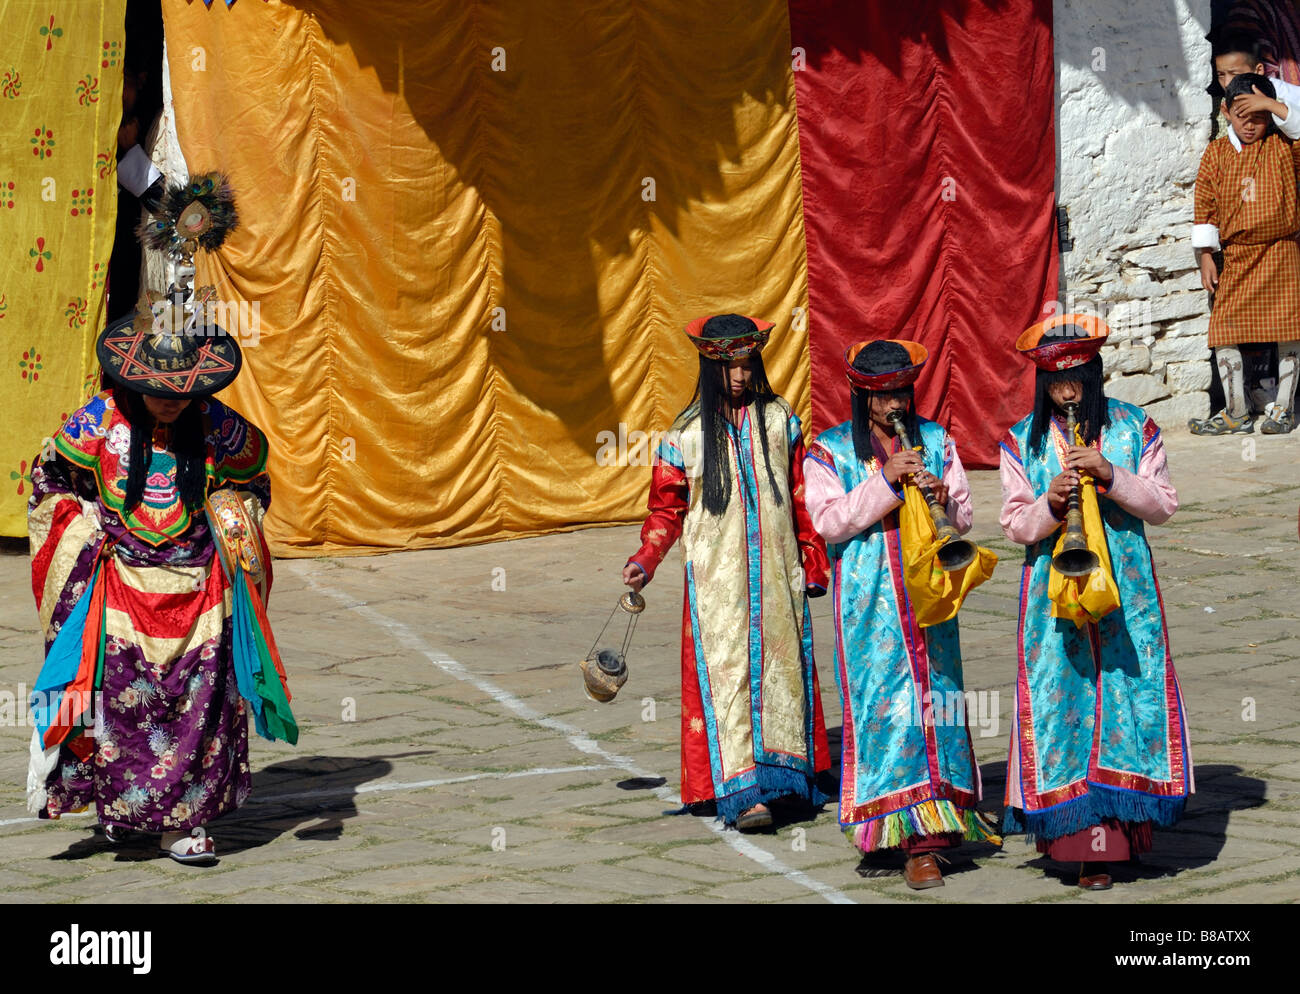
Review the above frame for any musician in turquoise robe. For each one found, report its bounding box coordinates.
[999,314,1193,891]
[805,340,998,889]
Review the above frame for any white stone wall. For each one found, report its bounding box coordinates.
[1054,0,1214,427]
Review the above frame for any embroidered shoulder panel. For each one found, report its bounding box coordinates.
[49,393,270,547]
[201,398,269,486]
[806,440,836,471]
[53,393,188,545]
[52,392,112,470]
[1000,431,1022,465]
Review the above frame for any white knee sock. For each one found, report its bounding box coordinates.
[1275,340,1300,416]
[1215,346,1247,418]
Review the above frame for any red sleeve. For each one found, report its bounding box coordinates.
[790,437,830,594]
[626,461,688,585]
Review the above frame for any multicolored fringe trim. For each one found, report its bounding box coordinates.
[1002,784,1186,841]
[715,764,828,825]
[843,799,1002,853]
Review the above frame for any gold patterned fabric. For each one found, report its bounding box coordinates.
[160,0,812,553]
[663,398,826,814]
[27,485,99,637]
[0,0,126,536]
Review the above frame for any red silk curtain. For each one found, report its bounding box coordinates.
[790,0,1059,467]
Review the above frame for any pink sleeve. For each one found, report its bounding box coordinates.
[1105,431,1178,525]
[942,436,973,535]
[999,444,1062,546]
[804,455,904,545]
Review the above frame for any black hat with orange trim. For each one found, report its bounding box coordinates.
[1015,314,1109,371]
[845,339,928,390]
[684,313,774,361]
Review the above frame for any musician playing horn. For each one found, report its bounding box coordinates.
[1000,314,1192,891]
[804,339,999,890]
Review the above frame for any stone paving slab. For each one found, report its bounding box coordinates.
[0,430,1297,902]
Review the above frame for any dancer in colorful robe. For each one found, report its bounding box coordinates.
[1000,314,1192,891]
[26,175,295,864]
[804,340,998,889]
[622,313,831,830]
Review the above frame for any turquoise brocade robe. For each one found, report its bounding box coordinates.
[809,418,985,844]
[1000,398,1192,840]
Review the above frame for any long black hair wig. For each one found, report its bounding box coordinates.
[681,314,784,517]
[114,385,209,515]
[849,341,920,465]
[1027,355,1109,454]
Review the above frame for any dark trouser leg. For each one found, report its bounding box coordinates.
[900,831,963,856]
[1036,819,1153,862]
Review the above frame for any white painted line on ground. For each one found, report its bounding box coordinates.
[0,810,92,829]
[301,567,855,905]
[251,763,617,804]
[1,767,613,826]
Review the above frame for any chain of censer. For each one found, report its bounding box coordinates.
[586,600,639,663]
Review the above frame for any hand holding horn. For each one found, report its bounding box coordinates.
[885,411,976,572]
[1052,402,1100,578]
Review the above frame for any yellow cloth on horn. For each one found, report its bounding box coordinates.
[1047,435,1121,628]
[898,482,998,628]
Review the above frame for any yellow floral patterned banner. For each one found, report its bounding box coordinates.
[0,0,126,536]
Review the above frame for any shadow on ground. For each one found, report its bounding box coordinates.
[1019,763,1267,887]
[818,753,1262,887]
[46,753,442,862]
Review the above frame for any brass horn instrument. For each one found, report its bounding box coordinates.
[886,411,976,572]
[1052,402,1101,578]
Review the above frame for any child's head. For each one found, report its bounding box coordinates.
[1212,30,1267,91]
[1224,72,1276,145]
[850,342,915,431]
[1030,356,1108,452]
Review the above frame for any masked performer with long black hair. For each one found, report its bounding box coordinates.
[1000,314,1191,891]
[622,314,830,831]
[803,340,999,889]
[26,175,295,865]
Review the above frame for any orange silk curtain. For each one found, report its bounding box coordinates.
[163,0,812,554]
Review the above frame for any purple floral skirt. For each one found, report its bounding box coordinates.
[45,617,251,832]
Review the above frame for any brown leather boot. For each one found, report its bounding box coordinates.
[1078,862,1112,890]
[903,853,944,890]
